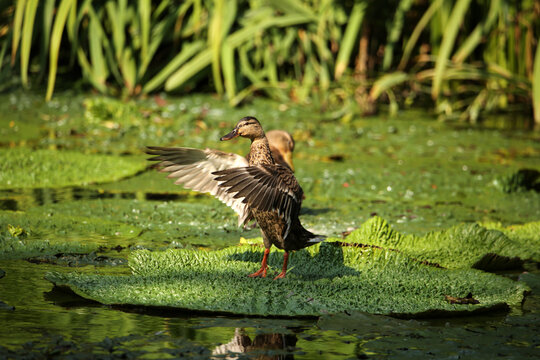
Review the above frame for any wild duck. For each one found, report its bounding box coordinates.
[146,116,323,279]
[264,130,295,172]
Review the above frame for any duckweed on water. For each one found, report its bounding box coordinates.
[0,209,140,240]
[0,209,139,260]
[46,242,528,317]
[347,216,540,270]
[0,234,97,261]
[0,148,146,190]
[24,198,258,248]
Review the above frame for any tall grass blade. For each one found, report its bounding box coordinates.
[38,0,55,80]
[139,0,151,66]
[0,35,9,73]
[227,14,311,49]
[221,42,236,101]
[139,15,177,78]
[453,0,500,64]
[398,0,443,70]
[46,0,74,101]
[143,41,205,93]
[335,2,366,79]
[383,0,413,71]
[369,71,409,101]
[165,49,213,91]
[11,0,26,66]
[121,49,137,95]
[105,0,125,62]
[431,0,472,100]
[88,15,108,89]
[209,0,225,94]
[166,14,312,92]
[20,0,38,86]
[533,42,540,124]
[271,0,315,20]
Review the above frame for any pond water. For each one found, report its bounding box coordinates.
[0,92,539,358]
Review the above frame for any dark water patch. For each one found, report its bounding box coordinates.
[27,252,127,267]
[44,285,105,308]
[0,186,200,211]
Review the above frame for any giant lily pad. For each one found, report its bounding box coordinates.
[0,148,146,190]
[46,242,527,317]
[347,217,540,270]
[482,221,540,248]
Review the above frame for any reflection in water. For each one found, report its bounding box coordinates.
[0,186,189,211]
[213,328,297,360]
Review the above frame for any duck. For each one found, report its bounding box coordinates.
[146,116,323,279]
[264,130,295,172]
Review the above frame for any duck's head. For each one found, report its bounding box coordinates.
[221,116,264,141]
[266,130,295,171]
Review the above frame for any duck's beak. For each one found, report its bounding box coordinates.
[220,128,239,141]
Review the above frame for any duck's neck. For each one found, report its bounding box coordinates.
[248,137,275,166]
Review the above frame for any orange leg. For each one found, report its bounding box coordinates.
[248,248,270,278]
[273,252,289,280]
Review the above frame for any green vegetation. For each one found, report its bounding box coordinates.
[0,209,140,260]
[19,198,257,248]
[0,233,97,261]
[46,242,528,317]
[0,148,146,189]
[3,1,539,123]
[0,209,140,241]
[347,216,540,270]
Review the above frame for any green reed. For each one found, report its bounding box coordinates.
[3,0,539,123]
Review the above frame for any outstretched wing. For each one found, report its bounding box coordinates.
[213,164,303,238]
[146,146,252,226]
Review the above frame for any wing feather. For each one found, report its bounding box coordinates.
[146,146,251,226]
[213,164,303,237]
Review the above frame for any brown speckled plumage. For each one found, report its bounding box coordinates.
[146,116,323,279]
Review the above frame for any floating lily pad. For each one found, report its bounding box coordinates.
[0,210,140,260]
[28,198,257,248]
[482,221,540,248]
[46,242,528,317]
[0,210,141,241]
[0,234,97,260]
[0,148,146,190]
[347,217,540,270]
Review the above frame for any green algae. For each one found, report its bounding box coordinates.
[0,234,97,261]
[24,198,258,248]
[0,209,141,241]
[346,216,540,270]
[45,242,528,317]
[0,148,146,190]
[0,209,140,260]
